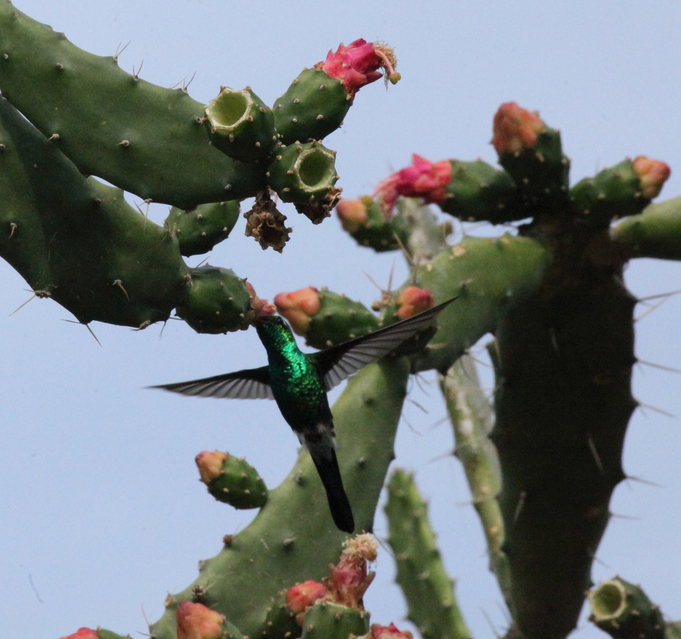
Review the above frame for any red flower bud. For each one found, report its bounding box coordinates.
[176,601,225,639]
[59,629,99,639]
[286,579,326,624]
[195,451,228,484]
[395,287,435,320]
[632,156,671,199]
[492,102,544,155]
[371,623,414,639]
[374,154,452,214]
[274,287,321,334]
[321,39,399,99]
[336,198,369,233]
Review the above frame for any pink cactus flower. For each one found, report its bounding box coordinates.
[286,579,326,624]
[274,287,321,335]
[336,198,369,233]
[632,155,671,199]
[59,629,99,639]
[195,451,228,484]
[326,533,377,608]
[492,102,545,155]
[395,287,435,320]
[320,39,399,99]
[245,281,276,323]
[176,601,225,639]
[371,623,414,639]
[374,154,452,214]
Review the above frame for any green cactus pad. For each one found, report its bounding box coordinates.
[0,96,188,328]
[261,590,302,639]
[440,159,522,224]
[267,141,339,205]
[339,197,412,251]
[204,454,268,510]
[98,631,132,639]
[165,201,240,257]
[497,124,570,210]
[570,160,653,228]
[300,602,369,639]
[303,290,380,349]
[175,266,254,334]
[273,68,350,145]
[588,577,665,639]
[205,87,278,162]
[385,470,471,639]
[0,2,267,208]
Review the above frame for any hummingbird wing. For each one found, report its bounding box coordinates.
[148,366,273,399]
[315,296,458,391]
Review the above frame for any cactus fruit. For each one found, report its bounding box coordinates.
[262,589,304,639]
[299,602,369,639]
[176,601,244,639]
[205,87,278,163]
[336,196,413,251]
[588,577,665,639]
[384,470,471,639]
[165,201,240,257]
[273,39,399,146]
[0,2,266,208]
[60,630,130,639]
[195,451,268,509]
[175,266,260,334]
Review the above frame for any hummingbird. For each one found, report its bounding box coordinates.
[151,296,457,534]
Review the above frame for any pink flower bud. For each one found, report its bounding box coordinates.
[371,623,414,639]
[492,102,545,155]
[59,629,99,639]
[274,287,321,334]
[336,198,369,233]
[374,154,452,214]
[320,39,399,99]
[245,282,276,323]
[326,533,377,608]
[395,287,435,320]
[176,601,225,639]
[195,451,228,484]
[632,156,671,199]
[286,579,326,624]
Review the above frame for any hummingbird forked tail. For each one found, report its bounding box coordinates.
[309,446,355,534]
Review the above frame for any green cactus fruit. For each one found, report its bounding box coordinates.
[337,196,412,251]
[205,87,278,162]
[492,103,570,210]
[267,141,339,206]
[588,577,665,639]
[304,290,380,349]
[439,159,522,224]
[165,201,240,257]
[300,602,369,639]
[0,95,188,328]
[175,266,254,334]
[0,2,267,208]
[98,631,132,639]
[261,590,302,639]
[570,158,668,228]
[273,68,350,145]
[197,452,268,510]
[385,470,471,639]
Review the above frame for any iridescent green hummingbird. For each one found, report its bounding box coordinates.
[152,297,456,533]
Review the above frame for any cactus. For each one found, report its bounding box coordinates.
[3,5,681,639]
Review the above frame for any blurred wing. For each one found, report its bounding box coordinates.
[315,297,458,391]
[148,366,273,400]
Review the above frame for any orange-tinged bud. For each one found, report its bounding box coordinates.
[286,579,326,624]
[336,198,369,233]
[396,287,435,320]
[60,629,99,639]
[492,102,545,155]
[632,156,671,199]
[195,451,228,484]
[176,601,225,639]
[371,623,414,639]
[274,287,321,334]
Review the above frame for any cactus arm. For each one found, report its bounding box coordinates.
[0,1,267,208]
[611,195,681,260]
[0,94,188,328]
[148,358,410,639]
[438,355,513,611]
[384,469,471,639]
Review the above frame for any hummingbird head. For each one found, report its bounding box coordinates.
[254,314,296,350]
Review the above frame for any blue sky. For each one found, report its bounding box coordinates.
[2,1,681,637]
